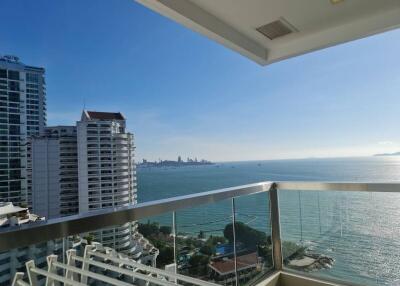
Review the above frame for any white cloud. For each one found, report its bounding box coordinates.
[378,141,396,146]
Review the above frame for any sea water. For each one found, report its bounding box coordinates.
[137,157,400,285]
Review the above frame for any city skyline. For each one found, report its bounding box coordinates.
[1,0,400,162]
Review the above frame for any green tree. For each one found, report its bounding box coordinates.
[185,237,203,249]
[282,241,305,260]
[138,221,160,237]
[198,230,205,239]
[159,225,172,235]
[206,236,226,246]
[199,244,214,256]
[84,235,95,244]
[157,246,174,266]
[188,254,210,276]
[223,222,269,249]
[257,244,272,265]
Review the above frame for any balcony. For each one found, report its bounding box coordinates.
[2,181,400,285]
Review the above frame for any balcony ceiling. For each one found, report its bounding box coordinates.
[136,0,400,65]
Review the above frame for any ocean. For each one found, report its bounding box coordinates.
[137,157,400,285]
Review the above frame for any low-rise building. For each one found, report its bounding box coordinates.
[0,202,62,286]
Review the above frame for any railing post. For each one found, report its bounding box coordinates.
[269,183,283,271]
[66,249,78,283]
[172,211,178,278]
[46,255,58,286]
[26,260,39,286]
[11,272,25,286]
[231,198,239,286]
[81,245,94,284]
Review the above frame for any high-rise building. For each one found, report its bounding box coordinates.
[77,111,140,254]
[0,56,48,286]
[0,55,46,206]
[31,126,79,219]
[29,111,156,265]
[77,111,136,211]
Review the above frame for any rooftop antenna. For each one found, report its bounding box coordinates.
[83,98,86,111]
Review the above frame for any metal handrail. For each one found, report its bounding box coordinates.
[0,181,272,252]
[276,181,400,192]
[1,181,400,252]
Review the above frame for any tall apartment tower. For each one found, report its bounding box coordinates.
[31,126,79,219]
[0,55,46,205]
[77,111,138,254]
[29,116,156,266]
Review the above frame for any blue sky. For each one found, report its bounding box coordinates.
[1,0,400,161]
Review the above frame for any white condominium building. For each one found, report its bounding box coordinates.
[77,111,136,212]
[77,111,141,256]
[29,111,156,265]
[31,126,78,219]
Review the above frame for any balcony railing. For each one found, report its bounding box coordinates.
[2,181,400,286]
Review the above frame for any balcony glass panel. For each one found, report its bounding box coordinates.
[138,212,174,269]
[279,189,400,286]
[175,199,233,285]
[233,192,273,286]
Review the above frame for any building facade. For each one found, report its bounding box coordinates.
[29,111,156,266]
[0,55,46,206]
[31,126,78,219]
[77,111,140,255]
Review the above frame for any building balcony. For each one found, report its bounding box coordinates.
[114,227,131,237]
[113,177,130,183]
[114,158,129,164]
[113,183,129,189]
[114,240,132,250]
[3,181,400,286]
[113,170,129,176]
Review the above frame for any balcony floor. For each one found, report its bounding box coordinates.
[259,271,346,286]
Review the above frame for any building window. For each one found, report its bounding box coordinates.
[8,70,19,80]
[8,92,19,102]
[26,73,39,83]
[8,81,19,91]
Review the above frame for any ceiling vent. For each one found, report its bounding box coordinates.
[256,18,297,40]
